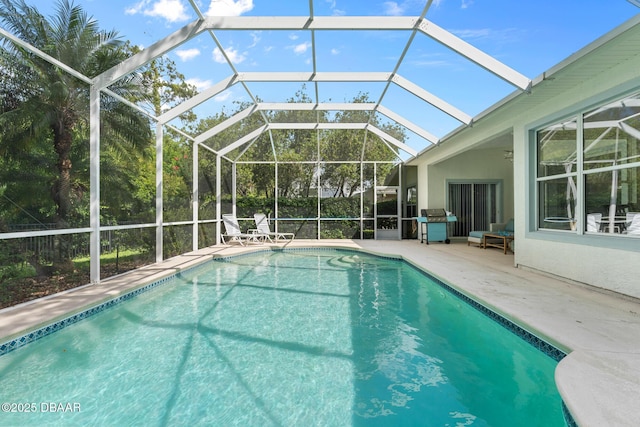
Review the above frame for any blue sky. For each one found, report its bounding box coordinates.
[24,0,640,154]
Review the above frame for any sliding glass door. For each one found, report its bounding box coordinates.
[448,182,500,237]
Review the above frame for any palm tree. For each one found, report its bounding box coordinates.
[0,0,152,271]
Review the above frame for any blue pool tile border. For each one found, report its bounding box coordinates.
[0,246,575,426]
[409,263,567,362]
[0,274,177,357]
[1,247,565,364]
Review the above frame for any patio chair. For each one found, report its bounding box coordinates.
[468,218,514,249]
[253,213,295,242]
[221,214,262,246]
[467,229,489,247]
[624,212,640,236]
[586,213,602,232]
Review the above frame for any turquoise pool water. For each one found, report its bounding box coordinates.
[0,249,565,426]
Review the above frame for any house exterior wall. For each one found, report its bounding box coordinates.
[420,148,514,222]
[412,21,640,299]
[513,69,640,299]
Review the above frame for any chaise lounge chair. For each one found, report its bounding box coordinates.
[468,218,514,250]
[221,214,262,246]
[253,213,295,242]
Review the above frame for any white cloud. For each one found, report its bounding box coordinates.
[125,0,148,15]
[450,27,520,44]
[409,59,450,68]
[383,1,404,16]
[325,0,345,16]
[248,31,261,48]
[289,33,299,41]
[408,52,450,68]
[292,42,311,55]
[186,77,213,91]
[127,0,190,23]
[461,0,474,9]
[213,46,247,64]
[331,48,340,55]
[176,48,200,61]
[214,91,233,102]
[205,0,254,17]
[451,28,491,39]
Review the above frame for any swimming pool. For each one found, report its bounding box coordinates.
[0,249,567,426]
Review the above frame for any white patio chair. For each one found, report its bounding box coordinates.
[586,213,602,232]
[624,212,640,236]
[221,214,262,246]
[253,213,295,242]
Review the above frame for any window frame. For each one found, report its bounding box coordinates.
[534,91,640,237]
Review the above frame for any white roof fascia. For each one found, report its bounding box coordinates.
[236,71,391,82]
[376,105,440,144]
[194,104,259,143]
[393,74,472,124]
[217,125,268,156]
[366,125,418,157]
[257,103,377,111]
[94,19,205,89]
[158,75,238,124]
[418,19,531,91]
[202,16,417,31]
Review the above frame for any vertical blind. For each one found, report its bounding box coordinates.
[448,183,497,237]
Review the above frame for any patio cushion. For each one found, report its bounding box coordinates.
[469,230,488,239]
[505,218,515,233]
[468,230,490,247]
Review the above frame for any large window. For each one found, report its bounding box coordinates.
[537,92,640,236]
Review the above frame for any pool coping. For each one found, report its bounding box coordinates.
[1,240,639,426]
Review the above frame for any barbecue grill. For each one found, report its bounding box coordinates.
[416,209,457,244]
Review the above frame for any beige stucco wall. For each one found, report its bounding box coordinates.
[412,21,640,299]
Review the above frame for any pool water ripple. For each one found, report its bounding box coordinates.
[0,249,565,426]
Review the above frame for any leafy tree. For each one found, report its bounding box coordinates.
[0,0,152,270]
[130,42,198,125]
[98,45,199,225]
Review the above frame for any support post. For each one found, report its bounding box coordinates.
[216,155,222,244]
[156,124,163,263]
[89,86,101,284]
[192,143,199,251]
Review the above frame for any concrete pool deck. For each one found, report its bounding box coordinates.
[1,239,638,426]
